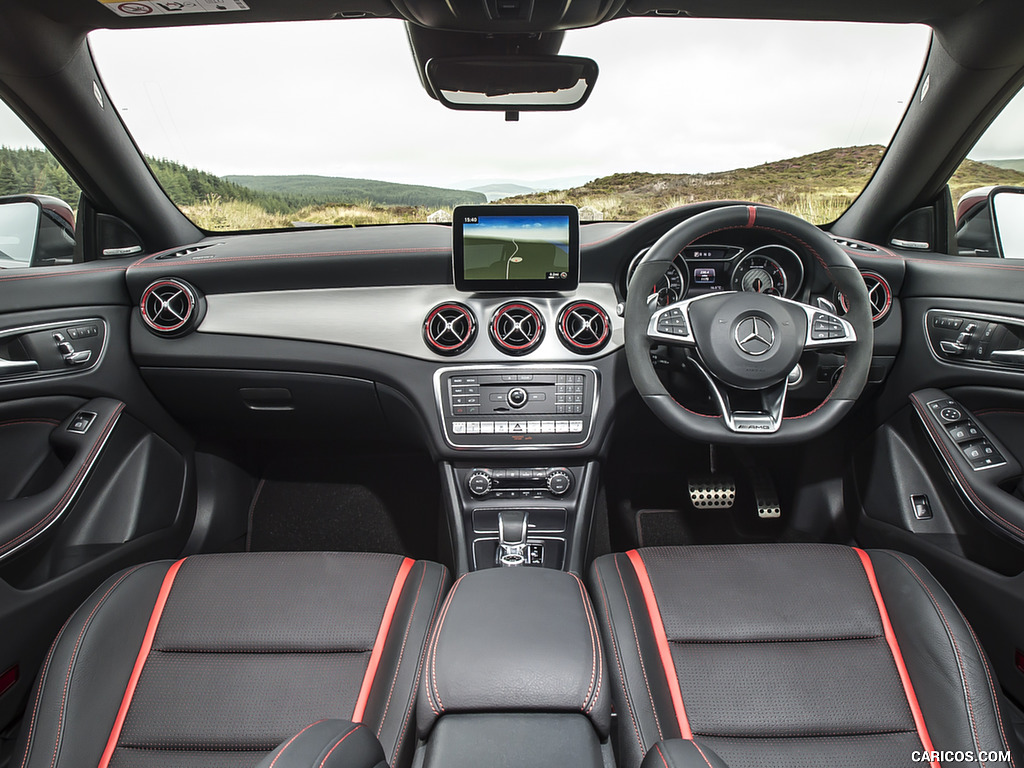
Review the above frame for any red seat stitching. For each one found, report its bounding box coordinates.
[376,563,427,738]
[17,614,74,768]
[594,566,645,754]
[614,556,665,742]
[429,574,466,715]
[316,724,363,768]
[888,552,991,766]
[962,619,1018,768]
[44,564,145,768]
[570,573,598,714]
[266,720,327,768]
[392,569,447,762]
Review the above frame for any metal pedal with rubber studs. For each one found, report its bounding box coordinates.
[751,469,781,519]
[688,476,737,509]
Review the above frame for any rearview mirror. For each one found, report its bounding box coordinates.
[991,187,1024,259]
[424,56,598,113]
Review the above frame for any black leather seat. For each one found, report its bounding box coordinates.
[14,552,449,768]
[590,544,1022,768]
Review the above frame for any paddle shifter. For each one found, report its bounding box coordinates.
[497,511,529,567]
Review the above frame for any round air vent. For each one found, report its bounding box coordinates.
[557,301,611,354]
[839,271,892,323]
[140,279,201,336]
[424,302,477,356]
[490,302,544,355]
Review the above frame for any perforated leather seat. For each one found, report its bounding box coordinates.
[14,552,449,768]
[590,544,1022,768]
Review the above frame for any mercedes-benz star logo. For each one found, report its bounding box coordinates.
[734,316,775,356]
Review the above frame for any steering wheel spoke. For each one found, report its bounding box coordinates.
[688,353,789,434]
[647,299,696,346]
[800,304,858,350]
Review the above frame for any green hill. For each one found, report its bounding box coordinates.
[503,146,1024,224]
[225,174,485,208]
[983,159,1024,173]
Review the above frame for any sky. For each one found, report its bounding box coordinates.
[2,16,1018,189]
[467,216,570,243]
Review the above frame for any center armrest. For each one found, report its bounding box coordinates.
[416,567,610,739]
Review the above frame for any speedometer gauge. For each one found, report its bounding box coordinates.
[732,254,787,295]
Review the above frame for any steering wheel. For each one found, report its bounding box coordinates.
[625,204,873,444]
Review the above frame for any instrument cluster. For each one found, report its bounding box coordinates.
[625,242,806,307]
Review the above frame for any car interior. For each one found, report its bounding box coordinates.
[2,0,1024,767]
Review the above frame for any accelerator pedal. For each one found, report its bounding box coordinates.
[751,468,781,519]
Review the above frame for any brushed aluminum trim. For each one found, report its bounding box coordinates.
[199,283,623,363]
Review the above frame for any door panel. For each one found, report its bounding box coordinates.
[0,270,195,731]
[855,257,1024,708]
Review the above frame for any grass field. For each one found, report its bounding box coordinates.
[181,146,1024,230]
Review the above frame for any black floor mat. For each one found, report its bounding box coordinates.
[246,456,440,560]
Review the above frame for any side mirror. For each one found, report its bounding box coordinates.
[0,195,75,268]
[424,56,598,115]
[990,186,1024,259]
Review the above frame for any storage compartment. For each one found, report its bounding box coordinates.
[141,368,387,441]
[414,567,612,768]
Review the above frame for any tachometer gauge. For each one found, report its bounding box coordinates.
[732,254,787,296]
[647,262,686,306]
[626,251,688,307]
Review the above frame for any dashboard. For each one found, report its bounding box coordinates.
[118,203,905,459]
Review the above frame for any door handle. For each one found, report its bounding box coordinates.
[989,348,1024,366]
[0,358,39,377]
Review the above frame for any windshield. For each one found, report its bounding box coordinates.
[88,18,930,231]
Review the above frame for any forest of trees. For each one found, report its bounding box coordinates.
[0,147,81,202]
[0,147,481,216]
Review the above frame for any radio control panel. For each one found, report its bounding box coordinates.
[434,365,599,449]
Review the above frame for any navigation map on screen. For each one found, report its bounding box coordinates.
[462,214,571,282]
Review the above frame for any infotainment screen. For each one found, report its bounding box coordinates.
[453,204,580,292]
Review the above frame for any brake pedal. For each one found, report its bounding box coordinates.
[688,476,736,509]
[751,468,781,519]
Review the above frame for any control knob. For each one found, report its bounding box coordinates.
[546,469,572,496]
[468,471,492,497]
[507,387,528,408]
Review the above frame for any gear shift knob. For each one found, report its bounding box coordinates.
[497,511,528,566]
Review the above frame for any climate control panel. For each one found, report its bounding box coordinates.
[466,467,574,499]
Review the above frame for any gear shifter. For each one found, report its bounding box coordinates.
[497,511,528,566]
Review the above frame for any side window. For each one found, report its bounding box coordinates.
[951,87,1024,257]
[0,98,81,268]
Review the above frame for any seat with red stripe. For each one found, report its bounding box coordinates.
[14,552,449,768]
[589,544,1021,768]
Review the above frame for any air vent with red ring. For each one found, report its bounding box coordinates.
[424,302,477,355]
[140,278,202,336]
[490,302,544,355]
[557,301,611,354]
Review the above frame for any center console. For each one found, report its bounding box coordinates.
[413,567,612,768]
[437,205,605,576]
[434,365,599,449]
